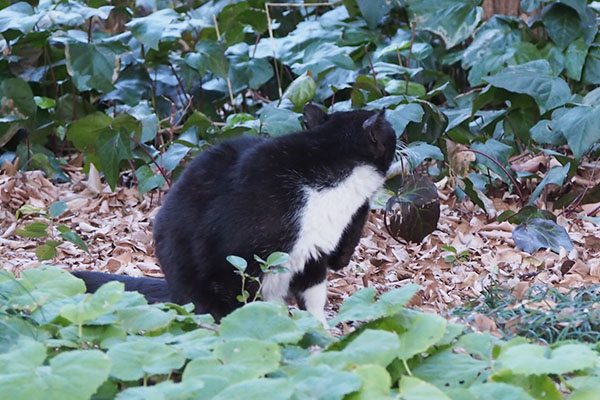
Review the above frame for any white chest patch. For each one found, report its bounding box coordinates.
[262,164,385,302]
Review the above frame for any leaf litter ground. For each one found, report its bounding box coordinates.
[2,163,600,335]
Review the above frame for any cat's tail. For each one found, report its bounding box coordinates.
[71,270,172,304]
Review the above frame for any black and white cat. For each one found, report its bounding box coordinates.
[74,105,396,325]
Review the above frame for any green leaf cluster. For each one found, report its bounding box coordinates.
[2,266,600,399]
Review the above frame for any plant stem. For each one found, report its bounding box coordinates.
[130,136,172,188]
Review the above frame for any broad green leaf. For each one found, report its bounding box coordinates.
[399,376,451,400]
[553,105,600,159]
[291,42,356,76]
[0,339,111,400]
[395,312,447,360]
[107,340,186,381]
[184,339,281,384]
[568,377,600,400]
[0,2,39,34]
[412,349,488,389]
[288,365,361,400]
[212,378,294,400]
[469,382,535,400]
[356,0,391,29]
[135,165,165,195]
[331,285,419,325]
[185,40,229,79]
[60,281,123,325]
[583,45,600,84]
[265,252,289,267]
[126,9,178,50]
[228,44,273,91]
[116,381,206,400]
[226,255,248,272]
[384,104,424,137]
[471,139,513,182]
[497,343,598,375]
[492,371,562,400]
[513,218,573,253]
[313,329,401,368]
[219,302,303,344]
[16,221,48,238]
[282,72,316,110]
[346,364,391,400]
[543,4,583,50]
[405,100,448,143]
[258,106,302,136]
[528,163,570,205]
[65,42,120,93]
[34,96,56,110]
[483,60,571,113]
[117,306,177,332]
[104,66,153,107]
[0,78,37,120]
[401,142,444,170]
[407,0,484,49]
[97,130,133,190]
[565,37,588,80]
[508,205,557,225]
[68,112,112,152]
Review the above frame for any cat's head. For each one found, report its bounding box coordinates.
[303,104,396,174]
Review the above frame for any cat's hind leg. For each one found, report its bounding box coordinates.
[290,259,329,327]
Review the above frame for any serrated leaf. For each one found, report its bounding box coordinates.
[108,340,186,381]
[386,174,440,243]
[407,0,484,48]
[35,241,60,261]
[0,339,111,400]
[513,218,573,253]
[483,60,571,114]
[528,163,570,205]
[16,221,48,238]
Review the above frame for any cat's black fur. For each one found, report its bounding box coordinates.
[73,105,396,322]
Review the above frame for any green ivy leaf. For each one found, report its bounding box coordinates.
[0,2,39,34]
[107,340,186,381]
[258,106,302,136]
[97,129,133,191]
[553,105,600,159]
[543,4,583,50]
[0,339,111,400]
[528,163,570,205]
[282,72,316,111]
[65,42,120,93]
[565,37,588,80]
[126,9,179,50]
[483,60,571,114]
[356,0,392,29]
[68,112,112,153]
[407,0,484,49]
[135,165,165,195]
[512,218,573,253]
[384,104,424,137]
[185,40,229,79]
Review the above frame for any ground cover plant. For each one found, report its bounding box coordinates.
[2,266,600,399]
[3,0,600,398]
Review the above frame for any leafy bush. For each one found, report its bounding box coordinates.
[2,266,600,399]
[2,0,599,255]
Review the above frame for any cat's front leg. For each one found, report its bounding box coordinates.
[290,259,329,327]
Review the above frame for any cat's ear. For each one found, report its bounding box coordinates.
[363,108,387,143]
[303,104,328,129]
